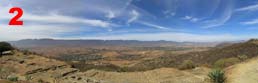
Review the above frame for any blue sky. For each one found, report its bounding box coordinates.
[1,0,258,42]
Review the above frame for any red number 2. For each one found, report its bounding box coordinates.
[9,7,23,25]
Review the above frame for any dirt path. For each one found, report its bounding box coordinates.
[226,58,258,83]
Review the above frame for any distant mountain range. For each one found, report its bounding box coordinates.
[9,39,224,48]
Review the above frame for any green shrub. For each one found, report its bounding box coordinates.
[0,67,14,79]
[7,75,18,82]
[237,54,248,61]
[214,57,240,68]
[25,75,32,80]
[179,60,195,70]
[38,79,44,83]
[208,69,226,83]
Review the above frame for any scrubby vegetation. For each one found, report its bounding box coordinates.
[0,67,15,79]
[8,39,258,73]
[69,60,162,72]
[116,54,143,60]
[208,69,226,83]
[134,40,258,71]
[7,75,18,82]
[213,57,240,68]
[38,79,44,83]
[70,62,123,72]
[179,60,195,70]
[237,54,248,61]
[56,54,103,61]
[25,75,32,81]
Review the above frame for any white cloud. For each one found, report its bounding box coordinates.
[0,5,114,28]
[127,10,140,24]
[241,18,258,25]
[183,16,192,20]
[0,3,114,41]
[182,16,199,22]
[235,4,258,12]
[23,13,113,28]
[0,24,81,41]
[203,4,233,28]
[105,11,116,19]
[139,21,169,30]
[163,10,176,17]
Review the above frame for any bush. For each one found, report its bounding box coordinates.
[208,69,226,83]
[214,57,240,68]
[25,75,32,81]
[7,75,18,82]
[38,79,44,83]
[0,67,15,79]
[179,60,195,70]
[237,54,248,61]
[0,42,14,55]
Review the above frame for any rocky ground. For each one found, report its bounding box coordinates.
[0,51,213,83]
[0,51,101,83]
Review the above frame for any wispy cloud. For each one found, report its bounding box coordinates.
[0,2,115,41]
[163,10,176,17]
[203,4,233,28]
[0,24,82,41]
[27,14,113,28]
[127,10,140,24]
[1,0,253,42]
[139,21,169,30]
[183,16,192,20]
[182,16,199,22]
[241,18,258,25]
[235,4,258,12]
[105,10,116,19]
[0,4,114,28]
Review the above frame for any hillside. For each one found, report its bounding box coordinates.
[226,57,258,83]
[2,39,258,83]
[0,50,214,83]
[133,39,258,70]
[83,67,211,83]
[0,51,101,83]
[5,39,214,72]
[7,39,254,72]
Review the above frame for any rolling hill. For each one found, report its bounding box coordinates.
[132,39,258,70]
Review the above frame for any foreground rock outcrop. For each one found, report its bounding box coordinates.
[0,51,101,83]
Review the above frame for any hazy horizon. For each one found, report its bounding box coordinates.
[4,38,249,43]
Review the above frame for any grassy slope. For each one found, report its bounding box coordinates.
[226,57,258,83]
[133,40,258,70]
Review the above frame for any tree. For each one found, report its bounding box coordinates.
[0,42,14,56]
